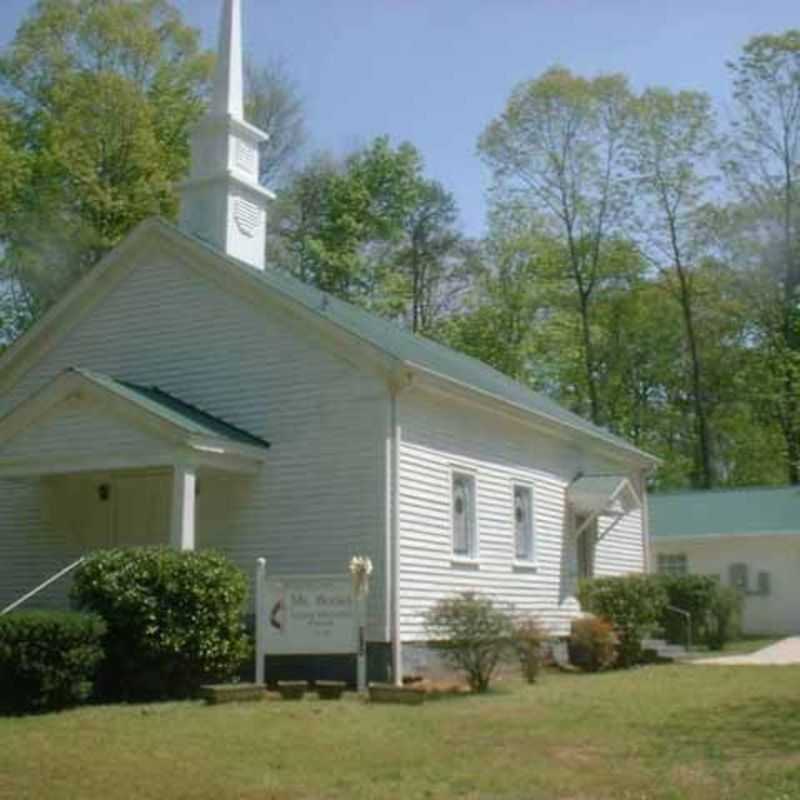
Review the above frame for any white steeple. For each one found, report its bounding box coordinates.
[179,0,273,270]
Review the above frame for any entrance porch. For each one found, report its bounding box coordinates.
[0,368,269,610]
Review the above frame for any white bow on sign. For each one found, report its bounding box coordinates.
[349,555,373,598]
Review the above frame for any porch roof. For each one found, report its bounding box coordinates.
[567,474,641,517]
[67,368,270,450]
[0,368,269,478]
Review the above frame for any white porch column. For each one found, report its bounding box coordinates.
[170,465,196,551]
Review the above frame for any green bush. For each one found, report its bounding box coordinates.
[706,586,743,650]
[578,575,667,667]
[511,616,549,684]
[72,548,249,700]
[656,574,718,646]
[567,615,617,672]
[0,610,105,714]
[424,592,514,692]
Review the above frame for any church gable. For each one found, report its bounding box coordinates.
[0,392,165,471]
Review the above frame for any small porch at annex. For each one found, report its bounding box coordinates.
[0,367,269,609]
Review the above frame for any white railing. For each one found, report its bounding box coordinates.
[0,557,86,616]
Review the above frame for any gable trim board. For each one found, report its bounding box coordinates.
[0,218,658,471]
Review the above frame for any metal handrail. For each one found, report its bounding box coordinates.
[666,604,692,651]
[1,557,86,616]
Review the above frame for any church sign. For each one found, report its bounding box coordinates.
[254,558,371,690]
[261,575,357,655]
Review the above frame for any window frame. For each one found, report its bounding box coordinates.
[511,482,536,565]
[450,467,478,563]
[657,553,688,577]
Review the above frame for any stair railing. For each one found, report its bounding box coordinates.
[0,557,86,616]
[666,604,692,652]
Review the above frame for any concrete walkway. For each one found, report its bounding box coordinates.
[692,636,800,665]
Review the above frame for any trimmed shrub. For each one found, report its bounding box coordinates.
[0,610,105,714]
[511,616,549,684]
[568,615,617,672]
[578,575,667,667]
[656,574,718,646]
[72,548,249,700]
[424,592,514,692]
[706,586,743,651]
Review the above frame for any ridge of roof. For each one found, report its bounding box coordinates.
[167,220,655,464]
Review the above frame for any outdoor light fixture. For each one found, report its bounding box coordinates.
[98,484,111,502]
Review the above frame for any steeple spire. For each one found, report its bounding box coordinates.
[178,0,273,270]
[210,0,244,119]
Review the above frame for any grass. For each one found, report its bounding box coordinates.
[2,665,800,800]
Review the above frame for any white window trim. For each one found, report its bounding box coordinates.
[450,465,479,562]
[511,481,537,565]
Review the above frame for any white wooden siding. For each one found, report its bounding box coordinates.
[0,397,162,462]
[397,388,645,639]
[0,252,390,637]
[595,509,645,576]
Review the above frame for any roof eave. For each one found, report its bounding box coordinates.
[403,361,660,468]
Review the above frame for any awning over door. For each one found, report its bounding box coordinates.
[567,474,642,540]
[0,367,270,478]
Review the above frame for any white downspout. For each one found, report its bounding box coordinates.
[389,374,412,686]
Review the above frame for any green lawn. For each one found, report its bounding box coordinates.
[2,665,800,800]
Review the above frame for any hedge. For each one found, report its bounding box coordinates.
[0,610,106,714]
[72,548,249,701]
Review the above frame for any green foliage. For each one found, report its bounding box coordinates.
[0,0,213,317]
[656,574,719,646]
[578,575,667,667]
[271,136,467,329]
[72,548,249,700]
[706,586,743,651]
[511,616,549,684]
[424,592,514,692]
[0,610,105,714]
[567,615,618,672]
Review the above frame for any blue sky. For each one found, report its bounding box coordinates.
[1,0,798,236]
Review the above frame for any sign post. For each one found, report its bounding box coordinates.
[349,556,372,694]
[255,558,266,685]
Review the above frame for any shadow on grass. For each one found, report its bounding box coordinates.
[659,697,800,755]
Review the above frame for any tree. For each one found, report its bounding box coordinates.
[393,180,466,333]
[270,136,469,323]
[0,0,212,321]
[629,88,719,488]
[479,68,635,425]
[726,31,800,482]
[245,59,306,188]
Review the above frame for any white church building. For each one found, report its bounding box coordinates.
[0,0,656,682]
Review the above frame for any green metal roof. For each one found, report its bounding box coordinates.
[650,486,800,538]
[69,367,270,449]
[170,222,653,463]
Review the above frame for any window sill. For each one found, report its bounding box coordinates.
[451,557,480,569]
[512,560,540,572]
